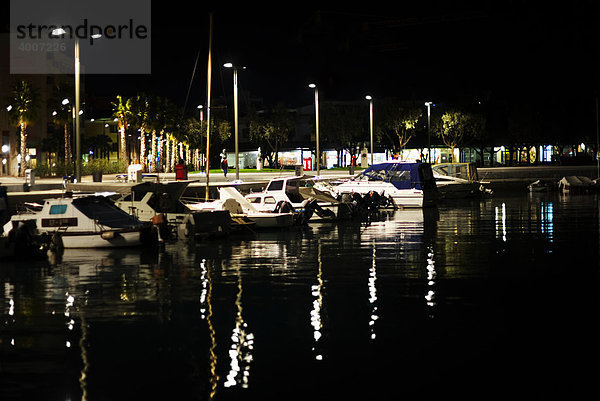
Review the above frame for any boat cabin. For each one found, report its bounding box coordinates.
[246,175,317,208]
[431,162,479,182]
[353,162,437,190]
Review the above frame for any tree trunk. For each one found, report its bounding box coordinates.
[64,123,71,165]
[150,130,157,173]
[165,137,171,172]
[171,138,177,167]
[140,129,146,171]
[157,131,163,172]
[19,122,27,176]
[119,124,127,170]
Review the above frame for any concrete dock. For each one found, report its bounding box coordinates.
[2,165,599,211]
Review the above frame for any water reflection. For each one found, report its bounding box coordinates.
[224,266,254,389]
[310,239,325,361]
[204,258,219,400]
[2,193,599,400]
[495,202,507,242]
[368,240,378,340]
[425,245,436,316]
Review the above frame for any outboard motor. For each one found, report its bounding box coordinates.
[274,200,295,214]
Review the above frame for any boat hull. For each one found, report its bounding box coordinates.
[55,228,150,248]
[335,182,427,208]
[244,212,296,228]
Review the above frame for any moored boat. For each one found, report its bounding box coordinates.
[557,175,599,193]
[185,187,297,229]
[330,162,438,208]
[244,175,355,221]
[111,180,236,239]
[431,162,492,199]
[2,194,156,250]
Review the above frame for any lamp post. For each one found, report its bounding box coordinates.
[425,101,433,164]
[197,105,204,170]
[309,84,320,175]
[74,38,81,181]
[366,95,373,165]
[224,63,245,182]
[51,29,101,182]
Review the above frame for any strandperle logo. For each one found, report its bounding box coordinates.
[15,19,149,46]
[10,0,151,74]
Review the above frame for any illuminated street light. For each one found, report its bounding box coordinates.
[51,28,101,182]
[224,63,246,182]
[309,84,320,175]
[366,95,373,165]
[425,101,434,163]
[197,105,204,170]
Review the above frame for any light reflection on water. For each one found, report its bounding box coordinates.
[1,192,600,400]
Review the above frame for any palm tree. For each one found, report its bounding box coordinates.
[112,95,131,169]
[128,93,152,171]
[7,80,39,176]
[153,97,180,172]
[49,84,74,166]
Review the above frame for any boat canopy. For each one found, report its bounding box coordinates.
[72,196,144,228]
[357,162,435,190]
[431,162,479,181]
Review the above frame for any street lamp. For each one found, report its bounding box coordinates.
[425,101,434,163]
[197,105,204,170]
[224,63,246,182]
[366,95,373,165]
[51,29,101,182]
[309,84,320,175]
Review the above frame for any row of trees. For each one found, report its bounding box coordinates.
[314,100,487,165]
[9,77,588,176]
[2,79,492,175]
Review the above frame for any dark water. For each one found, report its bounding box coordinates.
[1,191,600,400]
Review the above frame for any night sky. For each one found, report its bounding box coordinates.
[83,3,600,111]
[5,2,600,128]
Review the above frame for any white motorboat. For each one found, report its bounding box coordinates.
[2,194,156,249]
[557,175,599,193]
[330,162,438,208]
[185,186,297,229]
[431,162,492,199]
[527,179,555,193]
[111,181,236,240]
[244,175,355,221]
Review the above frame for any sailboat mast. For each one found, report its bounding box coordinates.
[205,12,213,201]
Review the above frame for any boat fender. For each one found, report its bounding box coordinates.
[151,213,166,225]
[101,231,116,240]
[50,233,64,251]
[184,220,193,237]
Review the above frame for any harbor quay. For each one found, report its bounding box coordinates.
[1,164,598,210]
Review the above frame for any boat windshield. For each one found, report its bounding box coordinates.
[355,162,435,190]
[72,196,144,228]
[356,167,411,182]
[267,180,284,191]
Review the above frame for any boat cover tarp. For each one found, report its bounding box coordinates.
[360,162,428,190]
[72,196,144,228]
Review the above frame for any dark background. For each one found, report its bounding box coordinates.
[89,3,600,105]
[5,2,600,137]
